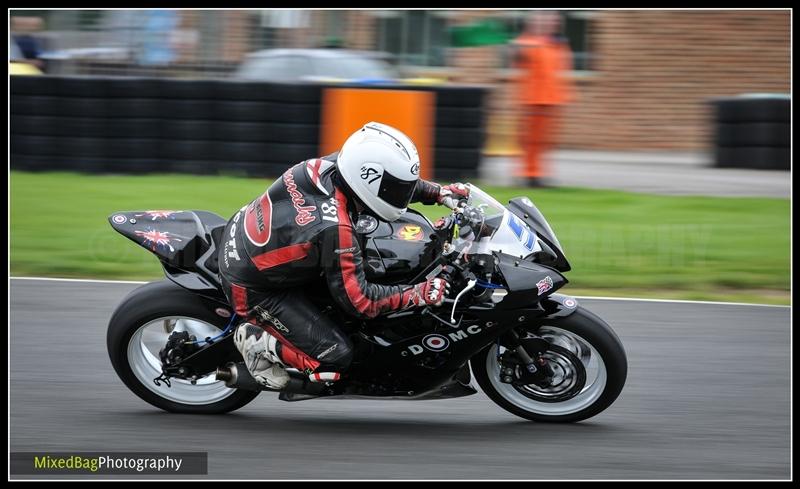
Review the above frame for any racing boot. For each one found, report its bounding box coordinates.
[233,322,290,390]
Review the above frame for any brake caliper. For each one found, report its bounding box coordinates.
[155,330,201,385]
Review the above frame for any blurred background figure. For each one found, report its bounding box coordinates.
[138,10,179,66]
[511,11,573,187]
[11,16,46,71]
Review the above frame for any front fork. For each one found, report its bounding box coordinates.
[497,329,553,386]
[494,294,580,385]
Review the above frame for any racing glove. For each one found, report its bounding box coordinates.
[404,277,450,308]
[437,183,470,209]
[433,216,453,230]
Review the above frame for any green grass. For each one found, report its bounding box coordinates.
[10,171,791,304]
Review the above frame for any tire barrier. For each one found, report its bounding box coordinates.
[711,95,790,170]
[714,147,791,171]
[11,76,488,180]
[715,122,790,147]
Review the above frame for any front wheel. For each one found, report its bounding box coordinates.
[471,306,627,422]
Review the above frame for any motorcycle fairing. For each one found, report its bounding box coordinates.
[109,210,228,298]
[507,197,571,272]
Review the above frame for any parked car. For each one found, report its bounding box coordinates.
[233,48,443,85]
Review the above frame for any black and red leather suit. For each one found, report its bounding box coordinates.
[218,153,442,374]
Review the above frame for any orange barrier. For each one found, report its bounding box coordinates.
[319,88,435,181]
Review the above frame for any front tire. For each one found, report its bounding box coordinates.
[107,280,260,414]
[471,306,627,422]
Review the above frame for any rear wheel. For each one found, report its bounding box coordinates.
[471,307,627,422]
[107,280,260,414]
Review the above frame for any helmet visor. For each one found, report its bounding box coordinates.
[378,172,417,209]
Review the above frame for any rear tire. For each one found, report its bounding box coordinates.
[471,306,627,423]
[107,280,260,414]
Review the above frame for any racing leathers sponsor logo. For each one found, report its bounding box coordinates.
[223,211,242,268]
[283,170,317,226]
[317,343,338,360]
[244,191,272,246]
[536,276,554,295]
[406,324,491,356]
[253,305,289,334]
[334,246,357,255]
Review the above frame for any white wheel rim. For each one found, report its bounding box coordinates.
[486,326,608,416]
[127,316,236,405]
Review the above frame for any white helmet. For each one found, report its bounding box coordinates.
[337,122,421,222]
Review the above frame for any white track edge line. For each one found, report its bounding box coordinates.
[9,276,790,308]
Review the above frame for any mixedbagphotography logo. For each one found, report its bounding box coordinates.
[10,452,208,475]
[34,454,99,472]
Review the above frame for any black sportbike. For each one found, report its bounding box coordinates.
[107,185,627,422]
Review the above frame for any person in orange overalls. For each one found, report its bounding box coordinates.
[512,12,574,187]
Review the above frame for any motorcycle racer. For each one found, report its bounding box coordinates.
[219,122,470,389]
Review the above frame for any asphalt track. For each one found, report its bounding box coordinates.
[9,279,791,480]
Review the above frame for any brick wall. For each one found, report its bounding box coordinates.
[220,11,251,62]
[557,10,791,150]
[442,10,790,151]
[344,12,376,50]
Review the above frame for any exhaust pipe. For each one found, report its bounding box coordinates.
[216,362,262,391]
[216,362,327,396]
[214,366,233,383]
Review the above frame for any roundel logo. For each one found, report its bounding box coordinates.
[244,192,273,246]
[422,334,449,352]
[563,298,577,308]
